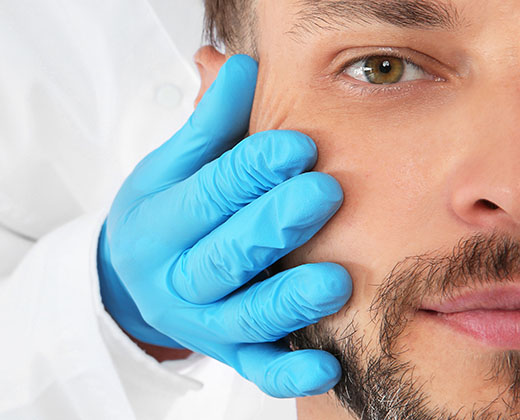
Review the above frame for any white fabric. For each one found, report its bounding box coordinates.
[0,0,201,276]
[0,1,298,418]
[0,213,297,419]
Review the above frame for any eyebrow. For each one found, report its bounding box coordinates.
[290,0,462,37]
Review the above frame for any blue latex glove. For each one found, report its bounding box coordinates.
[98,55,352,398]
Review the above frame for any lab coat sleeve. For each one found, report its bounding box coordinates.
[0,211,202,420]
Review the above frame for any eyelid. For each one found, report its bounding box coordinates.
[320,46,458,100]
[339,51,440,82]
[330,47,449,84]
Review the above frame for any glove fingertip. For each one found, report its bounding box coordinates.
[290,263,351,318]
[287,350,342,397]
[191,54,258,141]
[267,130,318,174]
[319,263,353,306]
[283,172,344,226]
[226,54,259,85]
[311,172,344,209]
[263,350,341,398]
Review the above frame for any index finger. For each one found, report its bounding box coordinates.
[130,54,258,191]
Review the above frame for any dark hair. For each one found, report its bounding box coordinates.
[203,0,257,56]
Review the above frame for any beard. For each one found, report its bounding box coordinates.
[289,232,520,419]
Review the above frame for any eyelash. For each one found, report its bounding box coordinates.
[337,51,443,95]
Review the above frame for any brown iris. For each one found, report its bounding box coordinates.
[363,56,405,84]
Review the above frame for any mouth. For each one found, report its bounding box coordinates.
[419,285,520,349]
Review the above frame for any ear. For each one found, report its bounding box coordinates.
[194,46,227,107]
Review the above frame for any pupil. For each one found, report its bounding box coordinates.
[379,60,392,74]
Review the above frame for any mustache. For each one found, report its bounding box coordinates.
[371,231,520,357]
[289,231,520,417]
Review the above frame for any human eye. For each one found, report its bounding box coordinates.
[343,55,437,85]
[329,47,453,98]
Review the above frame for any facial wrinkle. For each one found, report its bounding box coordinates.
[250,65,301,133]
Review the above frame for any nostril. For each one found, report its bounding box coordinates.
[475,199,500,210]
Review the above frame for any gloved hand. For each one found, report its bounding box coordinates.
[98,55,352,398]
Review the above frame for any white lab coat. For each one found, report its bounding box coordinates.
[0,1,297,418]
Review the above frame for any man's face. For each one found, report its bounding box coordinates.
[248,0,520,418]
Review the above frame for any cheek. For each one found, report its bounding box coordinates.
[277,101,458,313]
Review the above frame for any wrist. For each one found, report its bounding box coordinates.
[126,334,193,362]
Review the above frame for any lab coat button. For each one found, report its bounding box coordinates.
[156,84,183,108]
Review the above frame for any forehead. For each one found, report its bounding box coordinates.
[257,0,520,36]
[289,0,461,35]
[254,0,520,71]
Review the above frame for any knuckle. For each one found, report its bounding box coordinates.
[205,243,242,289]
[262,360,290,397]
[284,269,326,322]
[170,253,202,303]
[203,146,267,215]
[233,140,275,193]
[237,289,280,343]
[174,244,243,304]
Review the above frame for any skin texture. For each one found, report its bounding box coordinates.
[196,0,520,418]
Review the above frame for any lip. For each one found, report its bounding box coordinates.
[420,285,520,349]
[421,285,520,313]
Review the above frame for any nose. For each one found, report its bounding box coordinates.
[449,150,520,231]
[447,64,520,232]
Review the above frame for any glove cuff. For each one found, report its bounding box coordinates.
[97,221,184,348]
